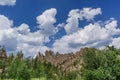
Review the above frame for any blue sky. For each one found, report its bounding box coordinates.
[0,0,120,57]
[1,0,120,28]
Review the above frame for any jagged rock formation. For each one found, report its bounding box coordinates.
[36,48,87,73]
[0,48,7,73]
[0,48,7,60]
[0,47,86,74]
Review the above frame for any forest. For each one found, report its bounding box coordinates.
[0,46,120,80]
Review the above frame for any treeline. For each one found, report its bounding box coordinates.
[0,46,120,80]
[0,50,78,80]
[82,46,120,80]
[0,52,59,80]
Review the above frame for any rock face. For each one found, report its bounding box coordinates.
[36,48,86,73]
[0,48,7,60]
[0,48,7,73]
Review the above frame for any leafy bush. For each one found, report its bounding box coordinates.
[82,47,120,80]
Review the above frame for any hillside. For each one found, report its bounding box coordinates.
[0,46,120,80]
[35,48,85,74]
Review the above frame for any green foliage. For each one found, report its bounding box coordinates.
[66,71,78,80]
[0,60,5,69]
[17,63,30,80]
[82,46,120,80]
[1,46,120,80]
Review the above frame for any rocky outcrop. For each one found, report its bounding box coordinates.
[0,48,7,73]
[36,48,86,73]
[0,48,7,60]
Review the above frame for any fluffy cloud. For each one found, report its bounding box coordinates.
[37,8,57,26]
[110,38,120,49]
[53,19,120,53]
[64,8,102,34]
[36,8,58,42]
[0,15,17,51]
[0,15,13,29]
[0,8,58,57]
[16,24,51,56]
[17,43,49,57]
[0,8,120,57]
[16,23,30,35]
[0,0,16,6]
[0,14,50,57]
[81,8,102,20]
[64,9,80,34]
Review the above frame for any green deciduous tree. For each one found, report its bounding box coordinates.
[82,47,120,80]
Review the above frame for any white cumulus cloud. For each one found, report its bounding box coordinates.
[110,37,120,49]
[0,14,50,57]
[0,8,120,57]
[81,8,102,20]
[0,15,17,51]
[64,8,102,34]
[0,15,13,29]
[53,19,120,53]
[0,0,16,6]
[36,8,58,42]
